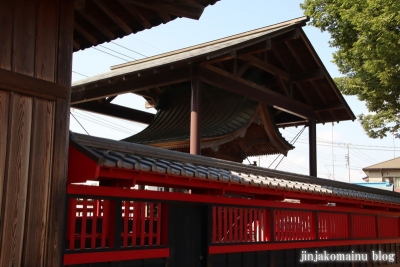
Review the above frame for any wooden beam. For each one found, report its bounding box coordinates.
[310,80,339,122]
[294,82,325,123]
[74,22,97,45]
[315,103,346,112]
[285,40,306,70]
[291,69,324,82]
[0,68,68,99]
[71,67,191,104]
[72,101,155,124]
[199,64,313,119]
[237,61,252,77]
[123,0,204,20]
[94,0,132,34]
[77,8,114,40]
[118,0,151,29]
[238,55,291,80]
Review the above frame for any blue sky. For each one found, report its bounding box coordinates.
[70,0,399,183]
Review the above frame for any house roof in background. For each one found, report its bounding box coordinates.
[363,157,400,171]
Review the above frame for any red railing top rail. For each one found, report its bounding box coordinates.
[68,184,400,216]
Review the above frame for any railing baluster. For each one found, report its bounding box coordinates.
[149,202,154,246]
[91,199,98,248]
[80,198,88,249]
[156,203,161,245]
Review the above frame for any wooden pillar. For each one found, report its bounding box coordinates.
[190,76,201,155]
[309,117,317,177]
[0,0,74,266]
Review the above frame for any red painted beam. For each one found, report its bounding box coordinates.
[97,168,400,212]
[63,248,169,265]
[208,239,400,254]
[67,185,400,217]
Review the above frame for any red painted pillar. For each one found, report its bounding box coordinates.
[190,75,201,155]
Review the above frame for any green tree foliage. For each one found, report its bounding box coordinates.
[301,0,400,138]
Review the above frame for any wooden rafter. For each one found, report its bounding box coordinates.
[117,0,151,29]
[77,8,115,40]
[269,44,292,74]
[277,76,291,96]
[285,40,306,70]
[310,80,339,122]
[94,0,132,34]
[299,29,355,120]
[239,54,290,80]
[74,22,97,45]
[122,0,205,20]
[199,64,313,119]
[156,11,171,23]
[294,82,324,123]
[291,69,324,82]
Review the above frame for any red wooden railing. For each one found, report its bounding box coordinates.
[274,210,314,241]
[352,214,377,238]
[211,206,400,245]
[212,206,268,243]
[66,198,162,250]
[318,212,349,239]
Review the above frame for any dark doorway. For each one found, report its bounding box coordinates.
[168,203,208,267]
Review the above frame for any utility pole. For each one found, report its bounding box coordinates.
[345,144,350,182]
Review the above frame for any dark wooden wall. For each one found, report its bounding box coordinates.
[0,0,73,265]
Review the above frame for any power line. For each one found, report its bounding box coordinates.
[111,41,148,58]
[74,109,145,133]
[71,112,90,135]
[93,47,129,62]
[99,45,137,60]
[72,71,89,78]
[130,36,166,53]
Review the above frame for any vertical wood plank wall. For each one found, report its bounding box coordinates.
[0,0,73,266]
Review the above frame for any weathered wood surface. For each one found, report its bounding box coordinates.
[0,0,73,266]
[0,90,10,235]
[22,98,55,266]
[0,93,33,267]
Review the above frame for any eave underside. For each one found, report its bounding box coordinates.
[73,0,219,51]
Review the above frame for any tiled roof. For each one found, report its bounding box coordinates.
[122,85,293,157]
[72,133,400,205]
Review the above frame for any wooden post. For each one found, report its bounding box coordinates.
[190,75,201,155]
[0,0,73,266]
[309,117,317,176]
